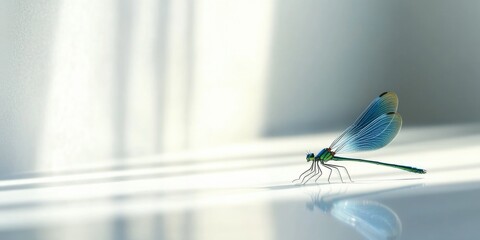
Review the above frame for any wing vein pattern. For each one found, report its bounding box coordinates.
[330,92,401,154]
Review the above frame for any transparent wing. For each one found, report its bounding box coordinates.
[330,92,398,151]
[334,112,402,154]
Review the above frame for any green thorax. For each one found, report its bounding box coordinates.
[316,148,335,162]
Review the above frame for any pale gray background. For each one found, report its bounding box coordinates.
[264,0,480,136]
[1,0,480,175]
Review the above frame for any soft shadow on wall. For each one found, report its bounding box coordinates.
[2,0,480,176]
[0,1,59,176]
[0,0,274,175]
[263,0,480,137]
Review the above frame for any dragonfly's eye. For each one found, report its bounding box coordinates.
[306,153,314,162]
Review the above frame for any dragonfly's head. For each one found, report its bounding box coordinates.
[306,152,315,162]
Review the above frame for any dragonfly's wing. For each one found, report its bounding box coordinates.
[334,112,402,154]
[330,92,398,151]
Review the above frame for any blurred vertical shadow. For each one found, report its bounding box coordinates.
[0,0,58,179]
[152,0,170,239]
[112,0,133,239]
[112,0,196,237]
[0,1,60,239]
[183,1,196,239]
[153,0,170,153]
[183,0,195,150]
[112,0,133,160]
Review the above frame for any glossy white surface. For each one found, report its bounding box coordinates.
[0,124,479,240]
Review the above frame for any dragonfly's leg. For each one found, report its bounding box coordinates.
[315,161,323,183]
[311,161,322,183]
[327,163,353,183]
[292,161,314,183]
[299,162,315,184]
[307,161,323,184]
[326,164,344,183]
[322,164,333,183]
[302,161,319,184]
[293,161,314,182]
[300,162,317,184]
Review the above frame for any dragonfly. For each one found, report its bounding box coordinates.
[293,92,427,184]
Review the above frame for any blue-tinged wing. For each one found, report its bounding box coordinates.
[330,92,398,151]
[333,112,402,154]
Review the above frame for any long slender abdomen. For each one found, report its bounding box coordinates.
[332,156,427,174]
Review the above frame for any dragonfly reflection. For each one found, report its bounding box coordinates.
[306,189,403,240]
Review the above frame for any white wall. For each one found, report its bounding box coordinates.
[0,0,274,173]
[1,0,480,174]
[263,0,480,136]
